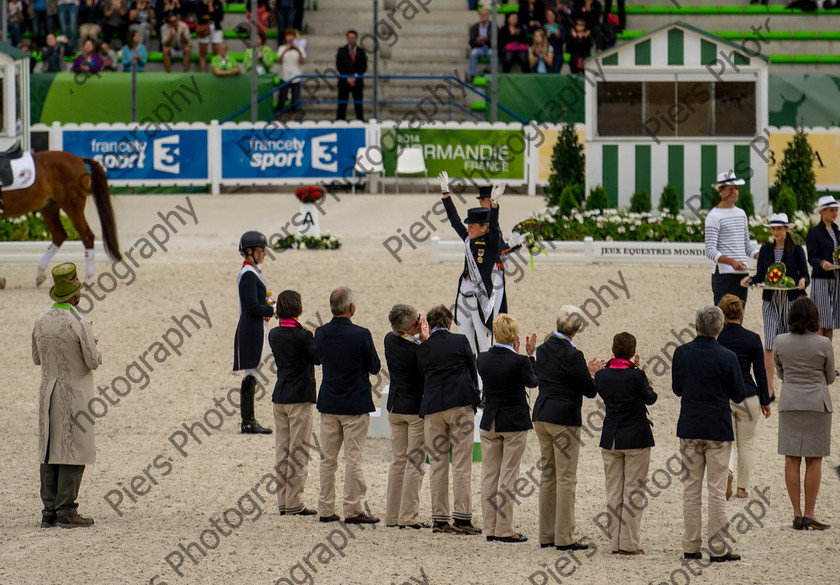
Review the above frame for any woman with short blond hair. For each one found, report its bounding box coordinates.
[477,314,538,543]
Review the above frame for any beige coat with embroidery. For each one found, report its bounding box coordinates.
[32,307,101,465]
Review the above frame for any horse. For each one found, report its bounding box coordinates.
[0,150,121,289]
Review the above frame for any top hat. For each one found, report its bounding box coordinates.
[464,207,491,224]
[711,170,745,189]
[49,262,83,303]
[477,186,492,199]
[764,213,794,228]
[815,195,839,212]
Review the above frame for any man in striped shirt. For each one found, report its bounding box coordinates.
[705,171,759,306]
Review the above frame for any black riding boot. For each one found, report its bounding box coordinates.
[240,375,272,435]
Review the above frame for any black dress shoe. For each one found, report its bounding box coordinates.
[683,552,702,560]
[241,419,273,434]
[486,536,497,542]
[287,507,316,516]
[556,541,588,551]
[803,517,831,530]
[345,512,380,524]
[793,516,804,530]
[709,552,741,562]
[319,514,340,523]
[40,513,57,528]
[495,533,528,543]
[540,543,555,549]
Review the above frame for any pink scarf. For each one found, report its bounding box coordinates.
[607,358,635,369]
[279,318,301,328]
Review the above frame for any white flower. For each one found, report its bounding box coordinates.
[299,243,307,250]
[618,226,626,234]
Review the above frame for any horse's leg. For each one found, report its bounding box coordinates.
[36,203,68,286]
[61,197,98,282]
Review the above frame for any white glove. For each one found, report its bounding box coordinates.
[491,183,505,202]
[438,171,450,194]
[508,232,526,248]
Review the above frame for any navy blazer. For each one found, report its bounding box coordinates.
[477,346,537,432]
[752,242,809,301]
[717,322,771,405]
[268,322,320,404]
[315,317,381,415]
[533,335,597,427]
[595,362,657,450]
[672,336,746,441]
[233,269,274,371]
[416,329,480,417]
[384,332,424,415]
[806,221,840,279]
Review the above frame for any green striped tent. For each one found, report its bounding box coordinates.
[584,22,770,213]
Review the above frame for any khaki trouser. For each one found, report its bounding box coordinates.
[318,413,370,518]
[534,421,581,547]
[680,438,733,555]
[425,405,475,523]
[385,412,426,525]
[480,425,528,537]
[729,395,760,490]
[601,447,651,552]
[273,402,314,514]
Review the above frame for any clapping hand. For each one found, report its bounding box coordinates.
[525,333,537,355]
[438,171,450,195]
[587,357,606,376]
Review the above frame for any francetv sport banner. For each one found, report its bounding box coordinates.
[380,127,527,181]
[221,127,366,181]
[62,129,209,183]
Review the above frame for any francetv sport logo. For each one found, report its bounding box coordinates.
[222,127,366,179]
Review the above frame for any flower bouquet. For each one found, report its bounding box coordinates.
[512,218,549,271]
[295,186,325,203]
[764,262,796,289]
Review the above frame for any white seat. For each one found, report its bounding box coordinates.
[395,146,428,194]
[352,146,385,194]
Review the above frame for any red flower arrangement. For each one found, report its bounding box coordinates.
[295,186,325,203]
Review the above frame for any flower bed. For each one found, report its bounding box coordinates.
[515,208,816,244]
[272,232,342,250]
[0,213,80,241]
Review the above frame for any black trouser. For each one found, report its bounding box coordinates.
[711,271,748,307]
[336,79,364,121]
[603,0,626,30]
[40,463,85,516]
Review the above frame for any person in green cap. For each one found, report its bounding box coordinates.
[32,262,102,529]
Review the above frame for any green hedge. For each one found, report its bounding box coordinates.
[0,213,79,241]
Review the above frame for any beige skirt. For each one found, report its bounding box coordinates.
[778,410,832,457]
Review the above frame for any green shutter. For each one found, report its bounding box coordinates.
[603,145,619,207]
[635,40,651,66]
[668,145,685,207]
[701,145,718,209]
[602,53,618,66]
[701,39,717,66]
[668,29,684,66]
[734,144,751,194]
[734,52,750,66]
[635,144,651,196]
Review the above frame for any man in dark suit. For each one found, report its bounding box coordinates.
[315,287,381,524]
[335,29,367,121]
[416,304,482,535]
[672,306,746,562]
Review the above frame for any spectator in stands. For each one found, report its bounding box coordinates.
[102,0,128,48]
[518,0,546,39]
[57,0,79,51]
[335,30,367,121]
[544,8,564,72]
[566,17,591,74]
[128,0,155,47]
[8,1,26,47]
[528,28,554,74]
[72,38,104,74]
[573,0,604,50]
[196,0,224,73]
[78,0,104,47]
[245,0,271,36]
[211,43,242,76]
[19,39,38,73]
[98,39,118,70]
[121,29,148,71]
[243,31,276,74]
[47,0,60,40]
[157,0,182,50]
[498,12,530,73]
[277,28,306,122]
[275,0,295,40]
[161,11,191,72]
[468,7,493,84]
[31,0,52,45]
[40,32,75,72]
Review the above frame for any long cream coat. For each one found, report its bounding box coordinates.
[32,306,101,465]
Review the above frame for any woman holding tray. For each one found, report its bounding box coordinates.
[741,213,809,395]
[806,196,840,341]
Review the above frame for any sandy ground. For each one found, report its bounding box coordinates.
[1,193,838,585]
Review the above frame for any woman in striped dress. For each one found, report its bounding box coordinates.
[806,196,840,341]
[741,213,809,395]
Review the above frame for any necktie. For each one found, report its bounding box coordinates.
[350,47,355,63]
